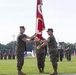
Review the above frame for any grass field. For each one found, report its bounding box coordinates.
[0,56,76,75]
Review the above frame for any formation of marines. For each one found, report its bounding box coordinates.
[57,47,72,62]
[0,51,16,60]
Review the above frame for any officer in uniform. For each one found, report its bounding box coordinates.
[37,28,58,75]
[0,51,3,60]
[66,47,71,61]
[35,37,46,73]
[12,53,15,59]
[4,53,7,60]
[16,26,35,75]
[58,48,64,61]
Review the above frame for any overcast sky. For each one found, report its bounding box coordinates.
[0,0,76,44]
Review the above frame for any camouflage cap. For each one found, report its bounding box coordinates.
[20,26,25,29]
[47,28,53,32]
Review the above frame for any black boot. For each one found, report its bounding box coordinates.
[42,68,44,73]
[50,69,57,75]
[39,68,42,73]
[18,71,26,75]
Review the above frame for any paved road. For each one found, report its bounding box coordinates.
[58,74,76,75]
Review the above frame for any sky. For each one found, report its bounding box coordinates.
[0,0,76,44]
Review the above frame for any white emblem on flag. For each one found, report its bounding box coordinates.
[38,4,42,15]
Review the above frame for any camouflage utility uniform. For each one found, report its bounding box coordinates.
[58,49,64,61]
[66,49,71,61]
[48,34,58,70]
[16,34,27,71]
[36,41,46,73]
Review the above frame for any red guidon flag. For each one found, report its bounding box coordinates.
[35,0,45,40]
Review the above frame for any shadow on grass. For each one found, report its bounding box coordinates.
[44,72,50,74]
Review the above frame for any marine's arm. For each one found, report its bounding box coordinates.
[22,37,35,43]
[26,33,36,39]
[36,36,51,49]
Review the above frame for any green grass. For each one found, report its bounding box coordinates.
[0,56,76,75]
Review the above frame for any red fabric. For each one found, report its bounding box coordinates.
[36,0,45,40]
[36,34,42,40]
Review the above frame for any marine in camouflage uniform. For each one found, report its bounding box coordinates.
[66,47,71,61]
[47,29,58,75]
[16,34,27,75]
[16,26,35,75]
[35,40,46,73]
[58,48,64,61]
[0,51,3,60]
[37,29,58,75]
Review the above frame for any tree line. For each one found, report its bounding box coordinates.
[0,41,76,54]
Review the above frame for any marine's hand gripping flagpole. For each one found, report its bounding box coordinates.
[35,0,45,41]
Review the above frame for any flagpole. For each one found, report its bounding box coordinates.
[35,0,38,34]
[34,0,38,54]
[40,0,43,5]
